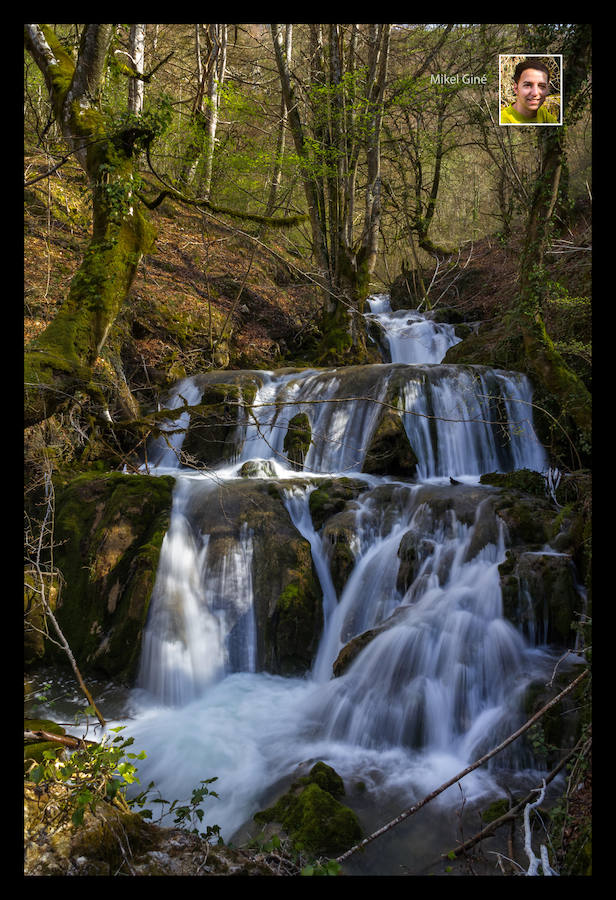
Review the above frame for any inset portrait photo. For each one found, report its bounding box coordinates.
[499,54,562,125]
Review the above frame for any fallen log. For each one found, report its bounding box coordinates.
[24,730,97,749]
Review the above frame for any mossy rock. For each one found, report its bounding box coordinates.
[298,762,345,798]
[332,626,386,677]
[480,469,547,497]
[480,797,515,824]
[492,490,555,547]
[239,460,277,478]
[50,472,175,682]
[321,515,358,597]
[308,478,367,532]
[187,479,323,675]
[254,762,361,856]
[266,539,323,675]
[283,413,311,471]
[361,409,418,478]
[181,383,243,467]
[499,550,581,646]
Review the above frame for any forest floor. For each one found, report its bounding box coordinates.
[24,154,592,388]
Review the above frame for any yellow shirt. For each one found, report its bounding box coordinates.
[500,104,559,125]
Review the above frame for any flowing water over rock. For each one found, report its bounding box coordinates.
[108,297,576,873]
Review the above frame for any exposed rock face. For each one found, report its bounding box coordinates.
[361,408,418,477]
[180,373,260,467]
[181,478,324,676]
[283,412,311,470]
[50,472,175,682]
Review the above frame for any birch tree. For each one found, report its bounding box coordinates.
[180,24,228,195]
[127,23,146,116]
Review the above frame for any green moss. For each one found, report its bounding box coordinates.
[309,478,366,531]
[481,797,513,824]
[39,25,76,118]
[283,413,311,470]
[480,469,546,497]
[299,762,345,798]
[273,541,323,675]
[50,472,175,681]
[254,762,361,856]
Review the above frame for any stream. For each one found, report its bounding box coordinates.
[29,295,577,875]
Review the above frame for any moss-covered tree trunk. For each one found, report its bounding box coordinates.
[510,25,592,444]
[24,24,156,428]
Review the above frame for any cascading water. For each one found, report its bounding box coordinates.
[119,297,566,873]
[366,293,462,364]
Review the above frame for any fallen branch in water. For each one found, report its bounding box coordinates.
[446,733,590,859]
[335,667,589,865]
[24,730,97,749]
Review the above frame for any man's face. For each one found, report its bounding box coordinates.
[513,68,550,117]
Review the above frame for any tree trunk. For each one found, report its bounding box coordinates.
[271,23,330,284]
[265,24,292,216]
[128,23,146,115]
[512,25,592,440]
[199,24,227,199]
[24,24,156,428]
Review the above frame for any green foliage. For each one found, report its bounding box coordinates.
[25,719,223,841]
[132,776,222,842]
[26,724,144,829]
[301,858,343,876]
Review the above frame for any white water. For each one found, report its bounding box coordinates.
[120,297,557,865]
[366,293,462,364]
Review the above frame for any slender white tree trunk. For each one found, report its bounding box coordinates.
[128,23,146,115]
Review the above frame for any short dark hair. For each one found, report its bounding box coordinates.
[513,58,550,84]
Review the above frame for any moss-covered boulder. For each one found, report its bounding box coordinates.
[499,549,582,646]
[50,472,175,682]
[181,382,245,467]
[308,478,366,532]
[239,460,277,478]
[186,479,323,675]
[361,408,418,478]
[283,413,311,470]
[489,485,555,548]
[332,626,386,677]
[480,468,547,497]
[321,512,359,598]
[254,762,362,856]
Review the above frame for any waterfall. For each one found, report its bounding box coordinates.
[137,477,257,706]
[123,294,562,863]
[143,377,204,470]
[399,365,547,478]
[366,293,462,364]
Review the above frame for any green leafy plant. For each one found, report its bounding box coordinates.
[26,723,145,829]
[300,858,342,876]
[132,776,222,843]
